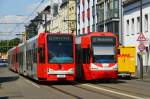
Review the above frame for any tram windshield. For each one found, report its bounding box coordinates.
[47,35,74,63]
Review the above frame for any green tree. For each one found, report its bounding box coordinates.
[0,38,20,53]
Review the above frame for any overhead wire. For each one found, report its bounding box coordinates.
[1,0,46,34]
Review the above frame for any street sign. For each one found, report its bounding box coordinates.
[137,33,147,41]
[138,44,145,52]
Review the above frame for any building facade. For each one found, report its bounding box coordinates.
[38,0,76,35]
[77,0,121,42]
[123,0,150,69]
[77,0,97,35]
[96,0,120,33]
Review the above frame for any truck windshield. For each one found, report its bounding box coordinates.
[47,35,73,63]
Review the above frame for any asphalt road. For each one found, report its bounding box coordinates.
[0,66,150,99]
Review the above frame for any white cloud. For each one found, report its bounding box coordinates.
[0,15,27,23]
[26,1,51,14]
[0,0,63,40]
[51,0,61,4]
[26,0,63,14]
[0,15,27,40]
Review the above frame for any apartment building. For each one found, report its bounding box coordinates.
[123,0,150,69]
[77,0,121,42]
[38,0,76,35]
[77,0,97,35]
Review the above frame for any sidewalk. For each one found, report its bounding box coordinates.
[135,69,150,83]
[142,74,150,82]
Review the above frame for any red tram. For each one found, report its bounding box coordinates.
[75,32,118,81]
[8,33,76,81]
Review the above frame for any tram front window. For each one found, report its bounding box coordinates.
[92,46,116,63]
[47,35,73,63]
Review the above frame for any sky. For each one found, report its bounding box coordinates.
[0,0,52,40]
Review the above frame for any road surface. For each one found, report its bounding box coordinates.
[0,66,150,99]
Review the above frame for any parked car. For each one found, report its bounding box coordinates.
[0,59,8,66]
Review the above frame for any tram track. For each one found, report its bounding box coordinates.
[73,84,120,99]
[114,82,150,92]
[10,70,150,99]
[94,83,150,98]
[46,81,125,99]
[45,81,120,99]
[49,85,82,99]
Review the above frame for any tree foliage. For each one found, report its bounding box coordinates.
[0,38,20,53]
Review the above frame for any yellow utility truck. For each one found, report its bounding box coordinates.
[118,46,136,78]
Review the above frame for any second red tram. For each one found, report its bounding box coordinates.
[76,32,118,81]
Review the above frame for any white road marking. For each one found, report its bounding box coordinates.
[31,82,40,88]
[82,84,145,99]
[24,79,40,88]
[24,79,31,83]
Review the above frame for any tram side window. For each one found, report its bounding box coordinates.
[39,47,45,63]
[33,48,37,63]
[17,53,20,64]
[21,52,23,66]
[82,48,90,64]
[16,53,18,63]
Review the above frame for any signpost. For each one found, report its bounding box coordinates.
[139,0,143,80]
[137,33,147,41]
[137,32,146,80]
[138,44,145,52]
[137,33,146,52]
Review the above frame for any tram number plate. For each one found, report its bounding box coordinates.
[103,66,109,70]
[57,75,66,78]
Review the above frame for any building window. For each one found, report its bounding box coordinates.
[92,6,95,17]
[97,3,104,23]
[93,0,95,6]
[82,11,85,22]
[126,20,129,34]
[114,22,119,34]
[137,17,140,33]
[93,16,95,24]
[87,8,90,20]
[105,0,119,19]
[77,0,80,4]
[145,14,148,33]
[88,21,90,26]
[78,3,80,10]
[114,0,119,18]
[82,0,84,7]
[78,29,80,35]
[87,26,90,33]
[131,18,135,34]
[92,24,95,32]
[82,28,85,34]
[106,0,112,19]
[87,0,90,6]
[78,14,80,23]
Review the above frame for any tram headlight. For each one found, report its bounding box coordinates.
[48,68,54,73]
[68,68,74,74]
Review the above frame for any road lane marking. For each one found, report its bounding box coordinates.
[82,84,145,99]
[24,79,31,83]
[24,79,40,88]
[31,82,40,88]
